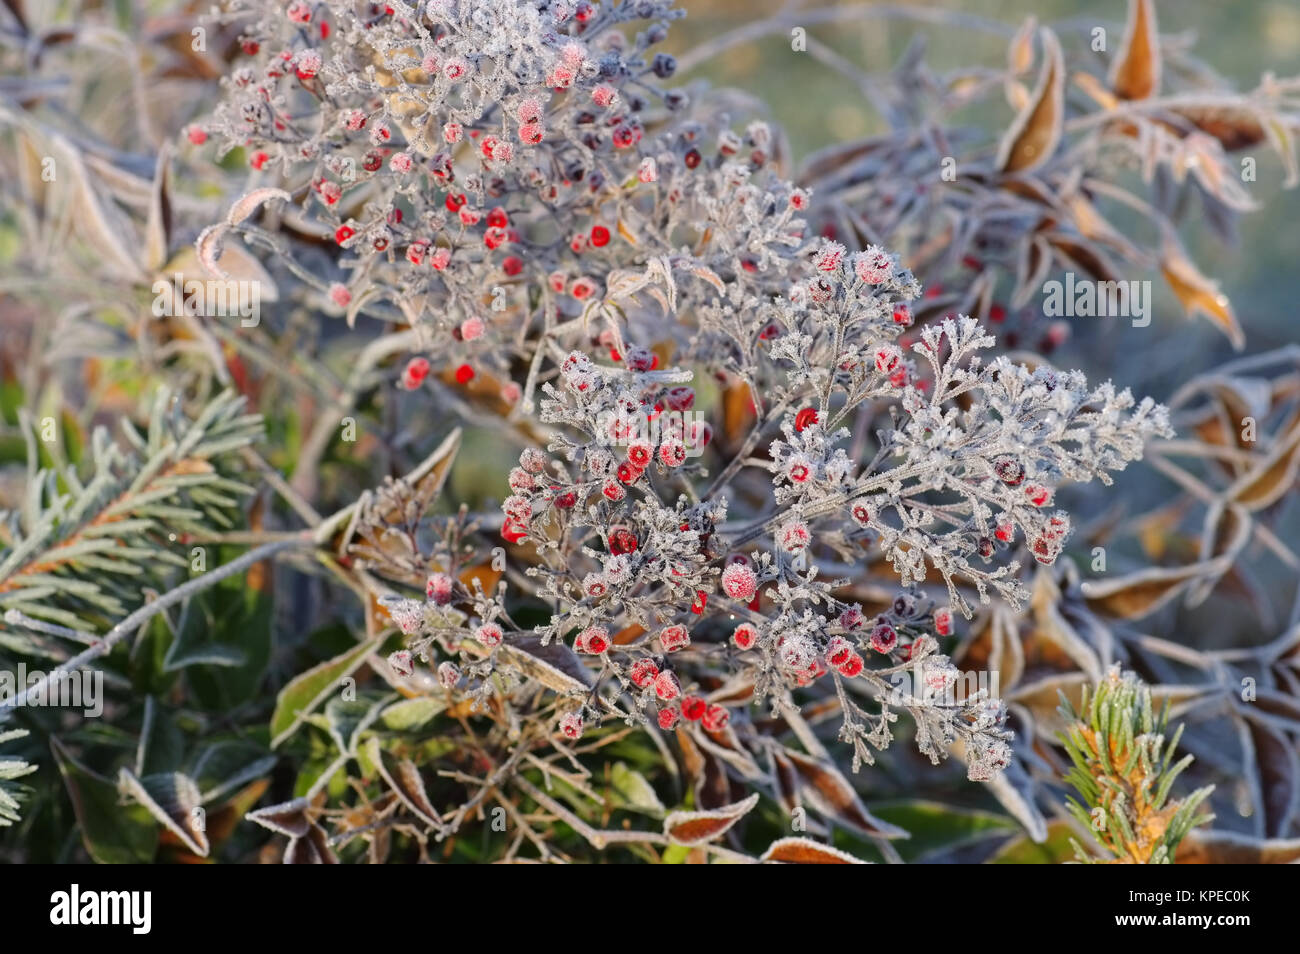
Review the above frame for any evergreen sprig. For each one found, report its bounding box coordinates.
[1058,668,1215,864]
[0,728,36,827]
[0,388,263,636]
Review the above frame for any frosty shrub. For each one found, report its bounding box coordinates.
[0,0,1295,865]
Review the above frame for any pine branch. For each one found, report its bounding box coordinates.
[1058,668,1215,864]
[0,388,264,635]
[0,728,37,828]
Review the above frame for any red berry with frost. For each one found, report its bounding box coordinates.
[437,661,460,689]
[702,705,730,733]
[475,622,504,648]
[630,658,659,690]
[794,407,819,432]
[870,623,897,654]
[994,456,1024,486]
[721,563,758,602]
[654,670,681,701]
[1024,483,1052,507]
[664,386,694,411]
[426,572,454,605]
[826,636,853,668]
[875,345,901,374]
[329,283,351,308]
[933,607,954,637]
[733,623,758,650]
[778,519,810,553]
[681,695,706,721]
[575,625,610,654]
[558,711,584,739]
[837,652,864,678]
[388,650,414,677]
[657,706,680,730]
[659,441,686,467]
[659,625,690,653]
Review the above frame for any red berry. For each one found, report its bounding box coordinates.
[502,256,523,276]
[681,695,706,721]
[837,652,864,678]
[869,623,897,654]
[455,363,475,384]
[721,563,758,602]
[609,526,638,554]
[659,625,690,653]
[575,626,610,654]
[702,705,729,733]
[1024,483,1052,507]
[657,706,680,730]
[933,607,954,637]
[250,151,270,170]
[334,224,355,245]
[794,407,818,432]
[630,658,659,689]
[732,623,758,650]
[654,670,681,701]
[559,711,584,739]
[589,225,610,247]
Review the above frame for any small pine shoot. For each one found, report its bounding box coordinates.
[1058,668,1214,864]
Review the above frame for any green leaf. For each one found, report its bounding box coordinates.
[989,820,1078,864]
[380,696,447,731]
[609,762,666,818]
[270,634,382,747]
[324,692,392,754]
[871,800,1017,862]
[51,737,157,863]
[187,740,277,805]
[135,696,184,777]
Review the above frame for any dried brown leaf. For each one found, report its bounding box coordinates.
[1110,0,1161,101]
[996,28,1064,174]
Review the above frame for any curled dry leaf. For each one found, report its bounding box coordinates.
[1081,561,1224,620]
[662,791,760,846]
[1226,421,1300,511]
[143,141,173,272]
[1110,0,1161,101]
[1241,713,1299,838]
[762,837,866,864]
[1177,830,1300,864]
[365,737,443,831]
[118,768,209,858]
[996,28,1064,174]
[1161,237,1244,349]
[1007,16,1037,76]
[246,796,313,837]
[226,187,292,226]
[784,750,908,839]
